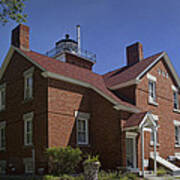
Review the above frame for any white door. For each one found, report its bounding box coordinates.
[126,137,136,168]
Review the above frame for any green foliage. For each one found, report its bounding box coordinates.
[46,146,82,176]
[98,171,138,180]
[84,155,100,165]
[0,0,28,25]
[43,174,84,180]
[157,167,167,176]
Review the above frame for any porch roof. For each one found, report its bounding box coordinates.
[124,111,148,129]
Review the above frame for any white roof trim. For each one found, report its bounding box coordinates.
[137,52,165,80]
[139,112,156,129]
[147,73,157,82]
[110,79,140,90]
[0,46,139,113]
[137,52,180,88]
[42,71,140,113]
[172,85,178,92]
[0,46,46,80]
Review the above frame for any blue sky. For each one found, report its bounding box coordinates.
[1,0,180,75]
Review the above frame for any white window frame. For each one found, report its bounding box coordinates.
[172,85,179,111]
[174,120,180,147]
[23,158,34,174]
[147,74,157,105]
[0,84,6,111]
[0,160,6,174]
[0,121,6,151]
[75,111,90,145]
[23,112,34,146]
[24,67,34,100]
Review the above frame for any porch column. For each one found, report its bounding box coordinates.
[141,126,144,177]
[153,127,157,175]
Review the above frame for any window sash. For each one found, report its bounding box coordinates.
[24,119,33,145]
[149,81,156,101]
[24,75,33,99]
[77,118,88,144]
[174,92,179,110]
[0,127,5,149]
[175,126,180,145]
[0,88,5,110]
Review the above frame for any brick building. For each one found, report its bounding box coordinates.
[0,24,180,176]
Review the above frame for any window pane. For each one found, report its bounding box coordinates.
[0,127,5,148]
[77,119,88,144]
[175,126,179,144]
[174,92,179,109]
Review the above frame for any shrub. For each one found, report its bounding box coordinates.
[46,146,82,176]
[157,167,167,176]
[44,175,60,180]
[83,155,100,165]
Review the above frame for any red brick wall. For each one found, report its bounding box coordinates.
[47,78,126,169]
[136,58,180,169]
[0,52,48,174]
[65,53,94,70]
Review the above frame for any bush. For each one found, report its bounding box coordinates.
[157,167,167,176]
[46,146,82,176]
[83,155,100,165]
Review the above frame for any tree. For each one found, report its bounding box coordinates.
[0,0,27,25]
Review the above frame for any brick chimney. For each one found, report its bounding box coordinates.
[11,24,30,51]
[126,42,143,66]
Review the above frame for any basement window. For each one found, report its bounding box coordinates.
[0,160,6,174]
[24,158,34,174]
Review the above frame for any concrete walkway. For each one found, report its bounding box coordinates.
[146,176,178,180]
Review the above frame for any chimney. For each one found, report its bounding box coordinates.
[126,42,143,66]
[11,24,30,51]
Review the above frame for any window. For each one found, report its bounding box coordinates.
[175,126,180,145]
[24,67,34,100]
[147,73,157,105]
[148,80,156,103]
[75,111,90,145]
[173,91,179,110]
[150,121,159,145]
[0,160,6,174]
[0,122,6,150]
[0,84,6,111]
[23,112,33,146]
[24,158,34,174]
[174,120,180,146]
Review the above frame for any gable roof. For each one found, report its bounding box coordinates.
[103,52,180,90]
[0,46,139,113]
[124,111,156,130]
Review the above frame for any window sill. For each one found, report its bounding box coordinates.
[77,143,90,147]
[0,107,5,112]
[0,148,6,151]
[23,97,33,104]
[24,144,33,148]
[150,141,160,146]
[148,100,158,107]
[175,144,180,148]
[173,109,180,114]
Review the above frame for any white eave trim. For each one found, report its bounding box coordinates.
[0,46,46,80]
[137,52,165,81]
[0,46,139,113]
[42,71,140,113]
[174,120,180,126]
[110,79,140,90]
